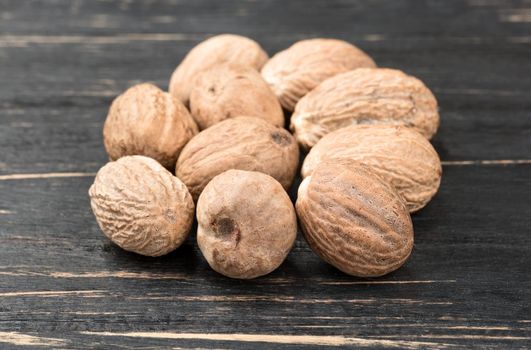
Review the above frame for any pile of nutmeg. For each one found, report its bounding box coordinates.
[89,34,441,279]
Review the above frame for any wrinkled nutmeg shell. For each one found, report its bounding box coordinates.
[291,68,439,149]
[89,155,195,257]
[302,125,442,212]
[169,34,268,105]
[103,83,198,170]
[197,169,297,279]
[176,117,299,201]
[190,64,284,130]
[296,161,414,277]
[261,38,376,111]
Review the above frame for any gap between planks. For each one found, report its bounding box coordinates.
[1,34,531,46]
[0,160,529,181]
[80,331,455,349]
[0,172,96,180]
[0,288,452,306]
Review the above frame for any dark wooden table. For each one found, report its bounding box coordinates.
[1,1,530,349]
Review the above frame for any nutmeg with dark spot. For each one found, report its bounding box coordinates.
[196,169,297,279]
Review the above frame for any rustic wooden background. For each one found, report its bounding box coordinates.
[1,0,530,349]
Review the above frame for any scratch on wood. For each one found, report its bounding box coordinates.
[0,332,67,346]
[443,325,514,331]
[466,0,507,6]
[173,348,230,350]
[128,295,452,305]
[293,325,346,329]
[81,332,454,348]
[0,34,205,46]
[61,90,120,97]
[0,290,107,297]
[364,34,386,41]
[0,172,96,180]
[508,36,531,43]
[268,316,406,320]
[8,311,118,316]
[435,88,528,96]
[377,334,531,340]
[371,324,529,331]
[0,209,13,215]
[441,160,531,166]
[150,15,176,24]
[499,9,531,22]
[319,280,457,285]
[0,271,49,277]
[50,271,188,280]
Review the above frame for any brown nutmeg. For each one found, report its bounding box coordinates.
[302,125,442,212]
[169,34,268,105]
[261,38,376,111]
[296,161,414,277]
[176,117,299,201]
[89,156,195,257]
[196,169,297,279]
[190,64,284,130]
[291,68,439,149]
[103,83,198,170]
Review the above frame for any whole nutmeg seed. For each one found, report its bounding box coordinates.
[103,83,198,170]
[169,34,268,105]
[291,68,439,149]
[176,116,299,201]
[89,155,195,257]
[197,169,297,279]
[190,64,284,130]
[302,125,442,212]
[296,161,414,277]
[261,38,376,111]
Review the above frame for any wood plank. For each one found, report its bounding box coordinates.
[0,165,529,348]
[0,38,530,174]
[1,0,530,38]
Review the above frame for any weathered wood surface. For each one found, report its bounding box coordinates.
[0,0,530,349]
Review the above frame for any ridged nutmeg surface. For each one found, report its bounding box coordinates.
[176,117,299,201]
[103,83,198,170]
[190,64,284,130]
[291,68,439,149]
[302,125,442,212]
[261,38,376,111]
[169,34,268,105]
[89,156,195,257]
[296,161,414,277]
[197,170,297,279]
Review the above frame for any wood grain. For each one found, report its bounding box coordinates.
[0,0,530,349]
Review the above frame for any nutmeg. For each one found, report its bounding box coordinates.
[196,169,297,279]
[190,64,284,130]
[176,117,299,201]
[261,38,376,111]
[302,125,442,212]
[103,83,198,170]
[89,156,195,257]
[296,161,414,277]
[169,34,268,105]
[291,68,439,149]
